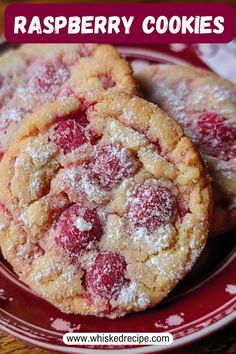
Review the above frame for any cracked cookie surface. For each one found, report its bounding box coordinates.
[0,44,137,159]
[135,64,236,236]
[0,91,211,318]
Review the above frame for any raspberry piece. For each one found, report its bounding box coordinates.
[127,180,176,232]
[93,144,134,189]
[58,87,74,98]
[197,112,236,156]
[99,74,116,90]
[0,119,10,135]
[29,62,70,94]
[78,44,93,58]
[85,252,127,299]
[52,119,88,154]
[55,204,102,254]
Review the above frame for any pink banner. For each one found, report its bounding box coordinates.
[4,3,235,44]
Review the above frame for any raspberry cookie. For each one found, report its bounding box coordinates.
[0,92,211,318]
[136,65,236,236]
[0,43,137,159]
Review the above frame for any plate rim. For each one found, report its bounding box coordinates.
[0,306,235,354]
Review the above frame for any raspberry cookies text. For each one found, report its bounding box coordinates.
[14,16,224,36]
[5,3,234,43]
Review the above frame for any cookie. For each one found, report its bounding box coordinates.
[0,43,137,158]
[0,49,27,160]
[135,64,236,236]
[0,91,211,318]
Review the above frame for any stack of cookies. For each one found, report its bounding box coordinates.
[0,43,233,319]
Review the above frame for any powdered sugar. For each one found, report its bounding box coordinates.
[147,252,184,282]
[119,282,150,309]
[80,171,109,203]
[132,224,176,253]
[33,259,62,282]
[29,170,44,196]
[56,167,81,192]
[191,84,235,105]
[62,267,78,283]
[93,144,136,189]
[0,107,25,126]
[75,217,93,232]
[131,59,150,73]
[137,293,150,309]
[16,243,32,258]
[26,140,57,166]
[108,120,147,149]
[139,145,164,163]
[151,79,189,125]
[214,159,235,179]
[119,282,138,305]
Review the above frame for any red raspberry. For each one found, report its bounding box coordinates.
[99,74,116,90]
[55,204,102,255]
[127,180,176,232]
[52,119,88,154]
[29,62,70,94]
[85,252,127,299]
[93,144,134,189]
[197,112,236,156]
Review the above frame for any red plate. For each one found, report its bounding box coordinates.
[0,43,236,353]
